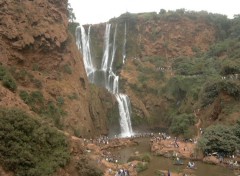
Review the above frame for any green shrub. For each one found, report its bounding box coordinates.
[33,79,42,88]
[68,92,79,100]
[19,90,66,128]
[170,113,196,137]
[201,80,240,107]
[2,74,17,91]
[0,108,70,176]
[63,64,72,74]
[141,153,151,162]
[0,65,7,80]
[76,157,103,176]
[68,22,80,38]
[198,124,239,155]
[32,64,40,71]
[127,153,151,163]
[136,162,148,173]
[19,90,30,103]
[57,96,65,106]
[0,65,17,91]
[127,155,141,162]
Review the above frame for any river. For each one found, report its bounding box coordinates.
[111,137,235,176]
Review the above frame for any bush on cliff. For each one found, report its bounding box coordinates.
[0,108,70,176]
[198,124,240,155]
[77,157,103,176]
[200,80,240,107]
[0,65,17,92]
[169,113,196,138]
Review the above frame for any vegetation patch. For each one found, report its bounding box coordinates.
[0,65,17,91]
[136,162,148,173]
[19,90,66,128]
[76,157,103,176]
[170,113,196,138]
[0,108,70,176]
[198,123,240,155]
[201,80,240,107]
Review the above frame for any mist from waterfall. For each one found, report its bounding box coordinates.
[76,24,133,137]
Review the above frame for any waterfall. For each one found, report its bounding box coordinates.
[76,24,133,137]
[109,24,117,71]
[101,24,111,71]
[76,25,95,82]
[116,94,133,137]
[122,23,127,64]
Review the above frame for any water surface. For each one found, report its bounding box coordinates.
[112,138,234,176]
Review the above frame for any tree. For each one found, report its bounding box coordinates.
[159,9,166,15]
[230,14,240,38]
[170,113,195,138]
[198,125,239,155]
[67,3,76,22]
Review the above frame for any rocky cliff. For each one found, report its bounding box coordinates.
[0,0,115,137]
[89,11,240,135]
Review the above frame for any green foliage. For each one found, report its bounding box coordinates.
[233,120,240,141]
[0,108,70,176]
[220,61,240,75]
[10,68,42,89]
[67,3,76,22]
[0,65,17,91]
[68,22,80,38]
[68,92,79,100]
[76,157,103,176]
[19,90,44,112]
[63,64,72,74]
[19,90,66,128]
[32,64,40,71]
[43,101,66,128]
[2,74,17,91]
[141,153,151,162]
[230,14,240,38]
[127,153,151,163]
[201,80,240,107]
[136,162,148,173]
[198,124,239,155]
[138,73,148,83]
[33,79,42,88]
[173,57,219,76]
[131,113,148,127]
[57,96,65,107]
[170,113,195,137]
[127,155,141,162]
[207,39,240,59]
[162,76,202,103]
[0,64,7,79]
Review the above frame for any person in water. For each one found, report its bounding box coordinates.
[188,161,195,168]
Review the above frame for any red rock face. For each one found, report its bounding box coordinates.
[0,0,112,138]
[0,0,68,68]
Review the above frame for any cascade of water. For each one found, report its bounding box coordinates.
[76,25,95,81]
[116,94,133,137]
[109,24,117,71]
[77,23,133,137]
[122,23,127,64]
[101,24,111,71]
[75,27,82,51]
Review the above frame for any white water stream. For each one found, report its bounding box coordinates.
[76,23,133,137]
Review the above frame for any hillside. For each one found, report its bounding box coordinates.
[88,11,240,137]
[0,1,240,175]
[0,0,116,137]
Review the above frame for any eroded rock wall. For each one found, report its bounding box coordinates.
[0,0,113,137]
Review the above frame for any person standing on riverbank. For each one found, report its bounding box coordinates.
[167,169,171,176]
